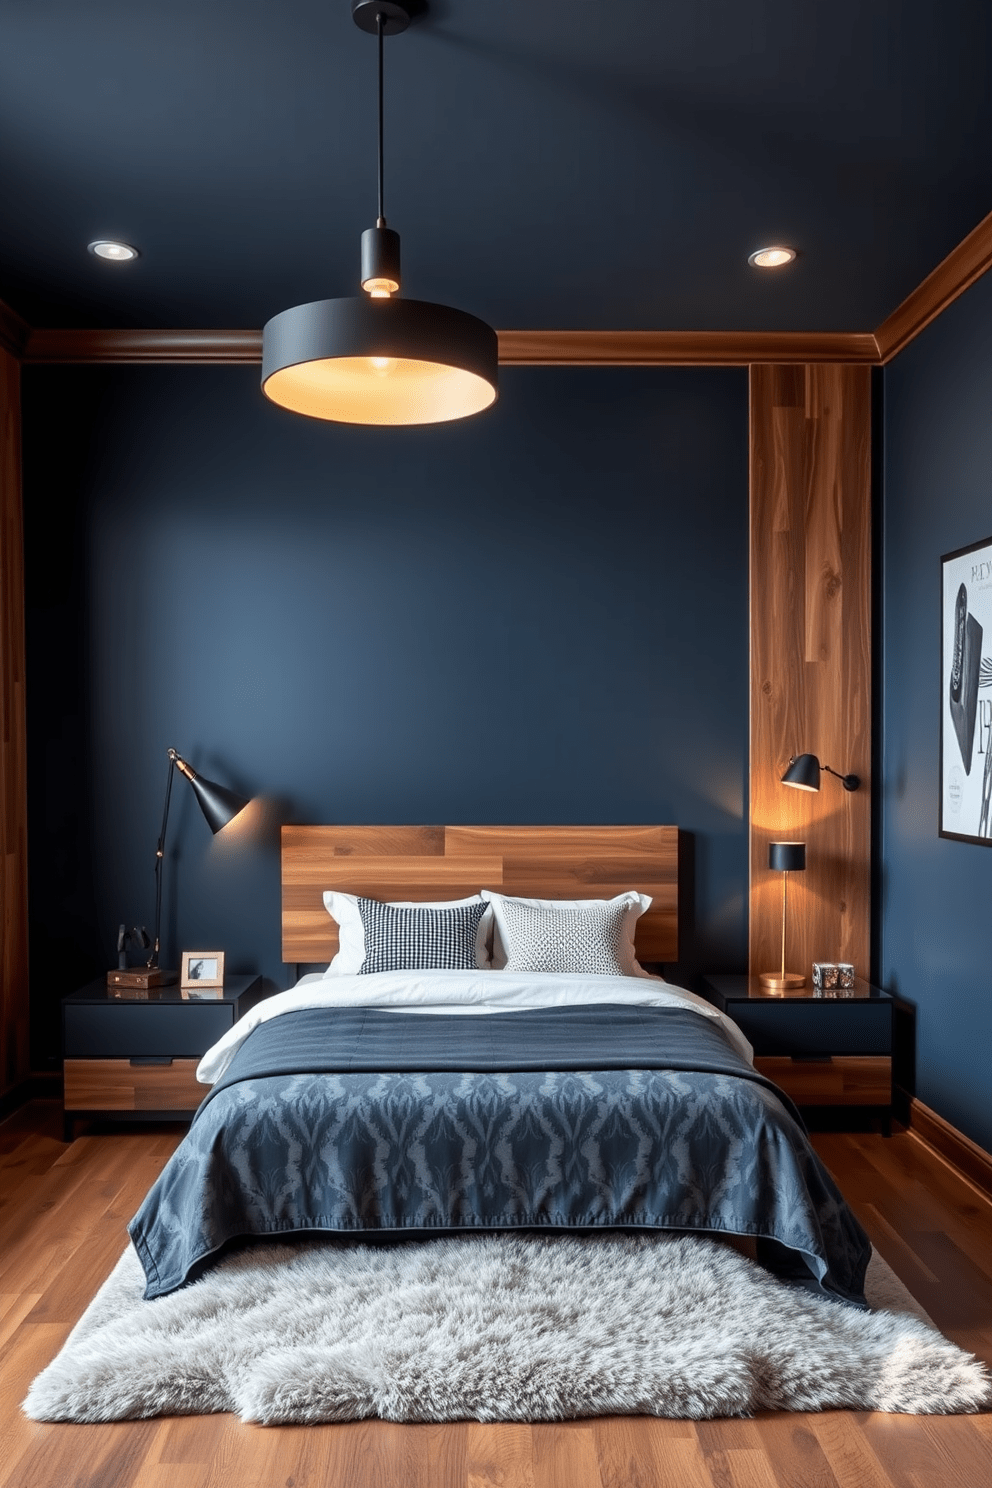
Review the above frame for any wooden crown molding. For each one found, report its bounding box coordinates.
[497,329,878,365]
[24,327,263,364]
[21,325,879,367]
[874,205,992,364]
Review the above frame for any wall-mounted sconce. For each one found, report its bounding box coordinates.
[759,841,807,991]
[782,753,861,792]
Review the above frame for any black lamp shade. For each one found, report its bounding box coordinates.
[781,754,821,791]
[187,773,251,835]
[768,841,806,873]
[261,296,499,426]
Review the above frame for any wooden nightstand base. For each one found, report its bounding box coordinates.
[64,1058,206,1111]
[754,1056,891,1106]
[63,1058,208,1141]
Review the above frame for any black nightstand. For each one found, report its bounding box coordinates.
[62,974,266,1140]
[699,974,895,1133]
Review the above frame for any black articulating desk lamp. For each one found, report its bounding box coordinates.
[108,748,251,990]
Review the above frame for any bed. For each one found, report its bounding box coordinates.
[128,825,871,1308]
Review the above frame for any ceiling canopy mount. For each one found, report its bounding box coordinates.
[351,0,416,36]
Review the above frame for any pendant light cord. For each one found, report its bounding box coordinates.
[377,11,385,227]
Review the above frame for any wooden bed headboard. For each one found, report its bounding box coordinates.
[281,825,679,965]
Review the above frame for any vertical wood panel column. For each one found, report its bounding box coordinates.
[749,364,872,981]
[0,345,29,1095]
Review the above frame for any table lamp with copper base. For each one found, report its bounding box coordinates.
[759,841,806,990]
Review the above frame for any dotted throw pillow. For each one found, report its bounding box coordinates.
[356,898,488,975]
[497,898,627,976]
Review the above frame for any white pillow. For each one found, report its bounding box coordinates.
[322,892,493,974]
[481,890,654,978]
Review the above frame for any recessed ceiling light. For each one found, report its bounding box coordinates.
[748,246,796,269]
[88,240,139,262]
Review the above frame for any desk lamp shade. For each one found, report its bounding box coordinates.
[185,770,251,835]
[760,841,807,991]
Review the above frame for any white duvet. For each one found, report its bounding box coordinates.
[197,969,753,1084]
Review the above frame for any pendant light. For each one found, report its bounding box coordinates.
[262,1,498,426]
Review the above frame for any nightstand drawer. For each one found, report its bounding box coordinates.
[730,1002,891,1057]
[64,1002,234,1058]
[755,1056,891,1106]
[64,1058,206,1111]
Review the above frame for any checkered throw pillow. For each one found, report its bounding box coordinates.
[356,897,489,975]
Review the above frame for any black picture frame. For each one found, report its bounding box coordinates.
[940,534,992,844]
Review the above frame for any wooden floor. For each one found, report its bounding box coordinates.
[1,1103,990,1488]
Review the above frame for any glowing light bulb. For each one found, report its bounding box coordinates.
[88,239,140,262]
[748,246,797,269]
[363,277,398,299]
[370,356,392,373]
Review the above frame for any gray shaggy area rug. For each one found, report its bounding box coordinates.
[23,1233,991,1424]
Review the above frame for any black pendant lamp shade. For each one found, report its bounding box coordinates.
[261,1,498,427]
[262,297,498,426]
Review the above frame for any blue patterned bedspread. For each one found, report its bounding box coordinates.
[128,1004,871,1305]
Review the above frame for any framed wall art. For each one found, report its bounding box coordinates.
[940,534,992,844]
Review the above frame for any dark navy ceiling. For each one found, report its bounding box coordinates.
[1,1,989,332]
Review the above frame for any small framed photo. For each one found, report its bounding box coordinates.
[180,951,225,989]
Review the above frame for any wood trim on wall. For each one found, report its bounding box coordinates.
[874,206,992,364]
[748,364,872,983]
[0,299,29,360]
[496,330,879,366]
[20,325,881,368]
[0,346,29,1098]
[905,1096,992,1202]
[24,327,264,365]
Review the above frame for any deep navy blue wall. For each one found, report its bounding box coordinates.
[23,364,749,1069]
[883,272,992,1153]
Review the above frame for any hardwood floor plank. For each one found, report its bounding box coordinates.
[3,1419,160,1488]
[467,1421,536,1487]
[130,1466,212,1488]
[747,1415,842,1488]
[721,1447,783,1488]
[861,1414,992,1488]
[593,1415,693,1488]
[0,1133,66,1207]
[628,1432,715,1488]
[809,1412,899,1488]
[0,1102,62,1155]
[533,1421,604,1488]
[0,1288,42,1350]
[149,1412,229,1465]
[0,1321,67,1478]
